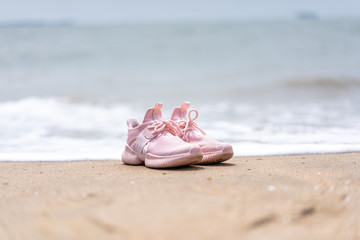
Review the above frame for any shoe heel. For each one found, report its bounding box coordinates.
[122,145,144,165]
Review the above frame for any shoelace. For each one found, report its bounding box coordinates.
[178,110,206,140]
[148,120,182,136]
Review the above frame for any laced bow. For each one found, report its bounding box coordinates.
[148,120,181,136]
[178,110,206,139]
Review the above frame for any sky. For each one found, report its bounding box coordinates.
[0,0,359,23]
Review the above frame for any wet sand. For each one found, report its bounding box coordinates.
[0,153,359,240]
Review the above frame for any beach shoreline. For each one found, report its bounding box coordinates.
[1,153,359,239]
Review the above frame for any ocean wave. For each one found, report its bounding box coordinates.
[228,76,360,101]
[0,97,360,160]
[282,77,360,89]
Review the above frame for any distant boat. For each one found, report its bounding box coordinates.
[296,11,318,20]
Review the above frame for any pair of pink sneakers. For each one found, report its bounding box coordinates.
[122,102,234,168]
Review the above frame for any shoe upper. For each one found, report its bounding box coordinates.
[171,102,227,153]
[126,103,198,156]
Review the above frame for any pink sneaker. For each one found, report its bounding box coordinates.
[171,102,234,164]
[122,103,203,168]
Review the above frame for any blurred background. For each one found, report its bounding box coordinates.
[0,0,360,160]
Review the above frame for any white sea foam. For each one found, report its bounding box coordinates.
[1,98,359,161]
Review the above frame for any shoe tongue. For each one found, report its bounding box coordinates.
[171,101,190,120]
[143,102,163,123]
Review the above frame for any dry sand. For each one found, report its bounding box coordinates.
[0,153,359,240]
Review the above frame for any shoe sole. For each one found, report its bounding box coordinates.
[196,144,234,164]
[122,145,202,168]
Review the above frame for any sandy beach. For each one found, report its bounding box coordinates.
[0,153,359,240]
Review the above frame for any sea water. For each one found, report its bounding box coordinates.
[1,19,360,160]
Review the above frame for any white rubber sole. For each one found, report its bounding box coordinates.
[121,145,203,168]
[196,144,234,164]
